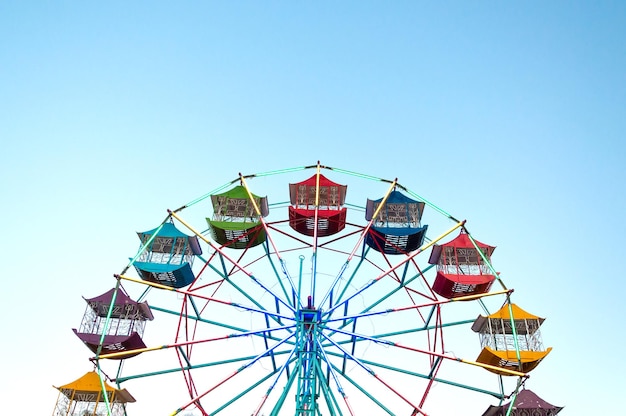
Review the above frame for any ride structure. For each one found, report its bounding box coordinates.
[54,162,558,416]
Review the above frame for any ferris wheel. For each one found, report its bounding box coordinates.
[53,162,557,416]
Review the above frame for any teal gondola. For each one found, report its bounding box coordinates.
[133,222,202,288]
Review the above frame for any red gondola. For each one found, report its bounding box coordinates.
[429,230,496,298]
[288,173,347,237]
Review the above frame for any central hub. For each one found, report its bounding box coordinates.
[298,308,321,324]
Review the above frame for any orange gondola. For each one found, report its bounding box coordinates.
[472,303,552,375]
[52,371,135,415]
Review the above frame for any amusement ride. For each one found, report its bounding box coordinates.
[52,162,562,416]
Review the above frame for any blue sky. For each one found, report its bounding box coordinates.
[1,2,624,415]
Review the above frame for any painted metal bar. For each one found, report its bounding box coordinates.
[122,215,169,275]
[168,369,242,415]
[324,289,511,324]
[327,322,528,377]
[356,352,505,398]
[170,331,297,415]
[368,318,476,340]
[211,247,284,328]
[326,348,506,402]
[327,362,396,415]
[505,378,526,416]
[465,228,509,292]
[332,246,369,307]
[99,324,292,360]
[251,348,299,416]
[400,184,458,221]
[311,162,322,306]
[312,357,343,416]
[201,258,290,330]
[315,336,354,416]
[320,165,393,184]
[318,206,393,308]
[324,262,437,341]
[244,164,311,178]
[320,331,427,414]
[506,299,524,367]
[95,363,113,416]
[295,324,317,413]
[325,220,465,316]
[320,164,458,221]
[394,339,528,378]
[323,343,513,401]
[169,209,297,313]
[177,177,240,211]
[298,255,305,307]
[212,370,275,415]
[117,274,291,320]
[150,304,287,341]
[322,318,476,354]
[346,178,397,263]
[94,279,128,415]
[240,173,299,306]
[270,360,300,416]
[114,348,291,384]
[327,260,440,338]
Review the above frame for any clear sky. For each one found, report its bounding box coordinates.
[1,1,624,415]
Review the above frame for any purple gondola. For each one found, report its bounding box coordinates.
[73,288,153,359]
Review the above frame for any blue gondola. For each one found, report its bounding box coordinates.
[365,190,428,255]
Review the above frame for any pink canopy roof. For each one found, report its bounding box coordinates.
[440,230,495,251]
[289,174,347,207]
[292,173,343,187]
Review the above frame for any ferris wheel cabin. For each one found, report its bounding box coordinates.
[207,185,269,249]
[52,371,135,416]
[364,190,428,254]
[429,230,496,298]
[73,288,153,359]
[132,222,202,288]
[288,174,347,237]
[472,303,552,375]
[481,388,563,415]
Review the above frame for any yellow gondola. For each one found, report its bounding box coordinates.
[472,303,551,376]
[52,371,135,415]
